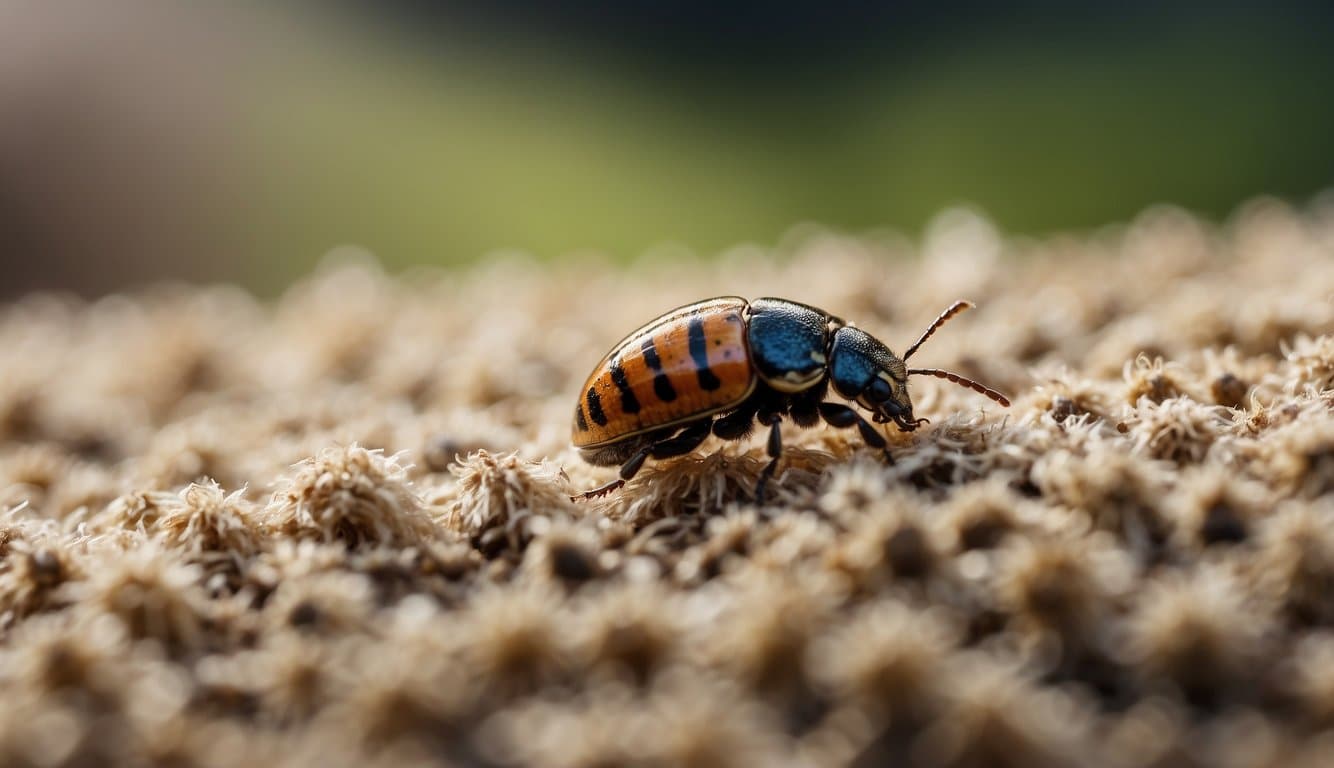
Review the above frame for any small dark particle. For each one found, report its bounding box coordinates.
[424,435,473,472]
[1014,479,1043,498]
[1199,503,1247,545]
[965,608,1008,646]
[548,541,598,584]
[1303,446,1334,497]
[1211,373,1249,409]
[475,527,511,560]
[288,600,321,629]
[885,525,932,579]
[959,515,1009,550]
[599,623,662,686]
[1050,396,1079,424]
[28,549,63,588]
[1144,375,1178,404]
[67,434,118,463]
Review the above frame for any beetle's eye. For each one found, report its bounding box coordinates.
[867,377,893,402]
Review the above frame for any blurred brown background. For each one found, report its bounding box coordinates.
[3,0,1333,297]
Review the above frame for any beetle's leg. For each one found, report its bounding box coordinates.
[755,412,784,504]
[579,421,713,500]
[713,404,758,440]
[648,419,713,458]
[580,480,622,500]
[580,445,652,499]
[787,381,827,427]
[818,402,894,462]
[893,413,928,432]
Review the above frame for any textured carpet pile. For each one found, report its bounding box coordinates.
[2,200,1334,766]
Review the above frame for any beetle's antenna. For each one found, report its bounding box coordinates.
[907,368,1011,407]
[902,300,973,362]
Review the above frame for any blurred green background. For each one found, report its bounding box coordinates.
[2,1,1332,295]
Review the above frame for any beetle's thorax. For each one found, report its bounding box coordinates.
[743,298,912,420]
[744,298,839,393]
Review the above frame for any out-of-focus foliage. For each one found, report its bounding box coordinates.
[2,1,1333,294]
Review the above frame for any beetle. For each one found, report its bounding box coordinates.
[571,297,1009,500]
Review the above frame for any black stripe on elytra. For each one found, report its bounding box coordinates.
[641,337,678,402]
[609,359,641,414]
[575,403,589,431]
[586,387,608,426]
[687,316,722,390]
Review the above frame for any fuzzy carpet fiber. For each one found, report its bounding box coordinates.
[2,201,1334,767]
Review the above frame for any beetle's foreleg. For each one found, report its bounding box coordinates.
[754,412,784,504]
[892,414,928,432]
[819,402,894,463]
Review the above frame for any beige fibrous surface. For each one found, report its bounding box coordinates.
[2,200,1334,767]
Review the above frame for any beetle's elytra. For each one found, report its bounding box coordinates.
[572,297,1010,500]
